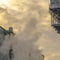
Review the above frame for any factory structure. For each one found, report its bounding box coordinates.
[0,26,14,60]
[49,0,60,33]
[0,26,14,46]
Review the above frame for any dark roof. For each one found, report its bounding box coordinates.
[0,26,7,35]
[0,26,6,31]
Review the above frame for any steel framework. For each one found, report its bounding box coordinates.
[50,0,60,33]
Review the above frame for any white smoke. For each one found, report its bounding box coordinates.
[3,0,60,60]
[0,0,50,60]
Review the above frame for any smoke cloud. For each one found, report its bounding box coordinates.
[0,0,60,60]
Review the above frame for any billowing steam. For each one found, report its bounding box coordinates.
[0,0,46,60]
[0,0,60,60]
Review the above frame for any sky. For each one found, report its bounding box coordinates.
[0,0,60,60]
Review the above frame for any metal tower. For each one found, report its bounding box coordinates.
[49,0,60,34]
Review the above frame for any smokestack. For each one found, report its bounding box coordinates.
[9,27,13,33]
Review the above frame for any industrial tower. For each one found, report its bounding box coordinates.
[49,0,60,34]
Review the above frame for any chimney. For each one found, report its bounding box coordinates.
[9,27,13,33]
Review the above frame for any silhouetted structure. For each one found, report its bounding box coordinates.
[0,26,14,45]
[49,0,60,34]
[0,26,14,60]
